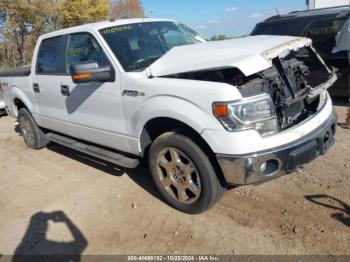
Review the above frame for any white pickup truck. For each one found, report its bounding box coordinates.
[0,18,337,213]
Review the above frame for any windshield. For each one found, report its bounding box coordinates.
[99,21,207,71]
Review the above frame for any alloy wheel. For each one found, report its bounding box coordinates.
[156,147,201,204]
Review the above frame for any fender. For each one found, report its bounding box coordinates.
[8,85,43,126]
[129,95,224,152]
[9,86,34,116]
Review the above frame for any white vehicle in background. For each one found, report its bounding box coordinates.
[0,96,4,113]
[0,18,337,214]
[0,70,6,116]
[0,85,6,116]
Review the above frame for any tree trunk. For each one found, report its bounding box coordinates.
[12,49,16,68]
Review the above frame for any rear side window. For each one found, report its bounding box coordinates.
[65,33,110,73]
[36,36,66,74]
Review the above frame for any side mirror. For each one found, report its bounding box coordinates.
[71,61,115,84]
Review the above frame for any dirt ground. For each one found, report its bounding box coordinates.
[0,105,349,256]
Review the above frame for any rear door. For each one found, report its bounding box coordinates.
[31,35,72,135]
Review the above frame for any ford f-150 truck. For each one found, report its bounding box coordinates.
[0,18,337,214]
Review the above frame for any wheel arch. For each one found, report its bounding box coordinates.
[13,97,29,113]
[140,117,228,187]
[10,87,34,117]
[140,117,196,155]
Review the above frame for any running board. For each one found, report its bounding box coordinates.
[46,133,139,168]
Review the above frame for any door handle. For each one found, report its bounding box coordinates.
[61,85,70,96]
[33,83,40,93]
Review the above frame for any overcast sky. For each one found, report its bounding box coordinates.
[142,0,306,37]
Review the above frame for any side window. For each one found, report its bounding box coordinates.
[65,33,109,73]
[36,36,66,74]
[305,18,346,54]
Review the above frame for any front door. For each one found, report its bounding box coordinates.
[58,32,131,152]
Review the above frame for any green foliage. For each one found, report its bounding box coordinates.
[211,35,232,41]
[0,0,122,69]
[1,1,40,66]
[60,0,109,28]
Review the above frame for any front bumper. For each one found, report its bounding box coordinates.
[216,109,337,185]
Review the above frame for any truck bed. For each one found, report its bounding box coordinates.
[0,66,31,77]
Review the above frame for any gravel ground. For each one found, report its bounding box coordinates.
[0,105,349,256]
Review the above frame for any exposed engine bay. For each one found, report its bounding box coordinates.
[165,47,334,131]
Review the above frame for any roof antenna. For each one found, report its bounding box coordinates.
[275,8,280,15]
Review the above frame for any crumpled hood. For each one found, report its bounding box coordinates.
[146,35,312,77]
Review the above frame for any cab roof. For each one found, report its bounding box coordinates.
[40,18,175,39]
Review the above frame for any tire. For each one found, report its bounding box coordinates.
[149,130,225,214]
[18,108,47,150]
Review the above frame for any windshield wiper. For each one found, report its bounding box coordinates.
[130,57,161,71]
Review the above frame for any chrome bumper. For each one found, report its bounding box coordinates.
[216,109,337,185]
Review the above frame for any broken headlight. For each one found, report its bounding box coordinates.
[213,94,278,136]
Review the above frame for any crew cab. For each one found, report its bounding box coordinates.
[0,18,337,214]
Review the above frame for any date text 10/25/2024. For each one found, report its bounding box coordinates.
[128,256,220,261]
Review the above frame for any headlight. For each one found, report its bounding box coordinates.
[213,94,278,136]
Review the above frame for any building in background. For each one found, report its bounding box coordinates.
[307,0,350,9]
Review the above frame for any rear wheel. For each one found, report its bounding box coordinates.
[149,131,225,214]
[18,108,47,149]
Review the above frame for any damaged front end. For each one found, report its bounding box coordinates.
[164,42,337,135]
[238,45,337,132]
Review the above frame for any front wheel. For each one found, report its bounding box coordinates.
[149,131,225,214]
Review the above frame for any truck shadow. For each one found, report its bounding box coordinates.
[47,143,165,204]
[65,83,103,114]
[305,194,350,227]
[12,211,88,262]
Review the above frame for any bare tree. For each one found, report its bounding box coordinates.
[111,0,144,19]
[0,0,61,67]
